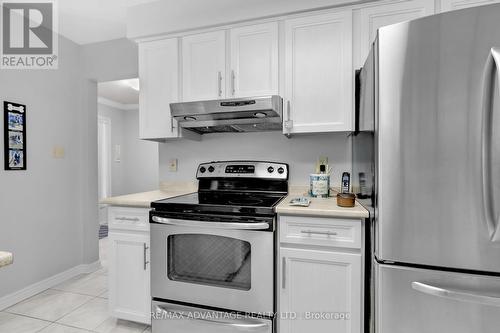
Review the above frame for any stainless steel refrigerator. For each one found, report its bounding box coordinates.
[353,4,500,332]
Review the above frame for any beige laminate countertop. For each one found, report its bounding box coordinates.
[99,190,192,208]
[0,251,13,268]
[276,193,369,219]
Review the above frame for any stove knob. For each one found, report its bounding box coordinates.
[199,166,206,173]
[208,166,215,173]
[278,167,285,174]
[267,166,274,173]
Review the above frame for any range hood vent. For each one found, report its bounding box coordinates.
[170,95,283,134]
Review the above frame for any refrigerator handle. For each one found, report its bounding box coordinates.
[481,47,500,242]
[412,282,500,307]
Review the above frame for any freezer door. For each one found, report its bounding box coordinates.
[152,301,273,333]
[376,263,500,333]
[376,4,500,272]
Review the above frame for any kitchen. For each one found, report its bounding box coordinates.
[1,0,500,332]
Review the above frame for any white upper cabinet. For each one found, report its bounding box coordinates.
[139,38,180,140]
[356,0,435,68]
[284,11,353,134]
[440,0,500,11]
[229,22,279,97]
[182,31,226,101]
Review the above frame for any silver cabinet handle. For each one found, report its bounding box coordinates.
[412,282,500,307]
[217,71,222,97]
[154,305,270,329]
[481,47,500,242]
[301,230,338,236]
[151,216,270,230]
[231,70,236,96]
[282,257,286,289]
[115,217,140,222]
[143,243,149,270]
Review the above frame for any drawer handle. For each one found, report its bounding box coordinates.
[115,217,140,222]
[301,230,338,236]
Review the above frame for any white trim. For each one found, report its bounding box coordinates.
[0,260,101,311]
[98,116,112,200]
[98,97,139,111]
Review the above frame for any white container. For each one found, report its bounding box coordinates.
[310,174,330,198]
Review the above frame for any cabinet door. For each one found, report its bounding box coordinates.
[279,248,361,333]
[182,31,226,101]
[440,0,500,11]
[109,232,151,324]
[356,0,434,68]
[139,38,179,140]
[284,11,353,134]
[229,22,278,98]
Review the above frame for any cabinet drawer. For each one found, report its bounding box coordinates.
[279,215,361,249]
[108,207,150,232]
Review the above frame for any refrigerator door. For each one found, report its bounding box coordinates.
[376,4,500,272]
[376,262,500,333]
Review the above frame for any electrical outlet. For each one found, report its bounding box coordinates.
[169,159,178,172]
[319,156,329,166]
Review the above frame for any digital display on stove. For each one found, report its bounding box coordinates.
[225,165,255,174]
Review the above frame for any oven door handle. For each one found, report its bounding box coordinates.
[154,305,271,329]
[151,216,270,230]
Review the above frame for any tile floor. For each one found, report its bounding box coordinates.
[0,238,151,333]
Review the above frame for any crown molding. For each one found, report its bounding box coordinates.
[98,97,139,111]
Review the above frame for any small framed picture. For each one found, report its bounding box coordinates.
[8,131,23,149]
[4,101,26,170]
[8,149,23,168]
[7,112,23,131]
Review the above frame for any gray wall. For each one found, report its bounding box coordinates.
[0,37,139,300]
[82,38,138,82]
[159,132,351,187]
[98,104,158,196]
[0,36,98,298]
[121,110,159,194]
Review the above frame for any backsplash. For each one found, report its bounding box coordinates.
[158,131,351,186]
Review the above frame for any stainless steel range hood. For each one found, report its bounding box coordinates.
[170,95,282,134]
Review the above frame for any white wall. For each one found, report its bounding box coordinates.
[0,36,98,298]
[159,131,351,187]
[98,104,158,196]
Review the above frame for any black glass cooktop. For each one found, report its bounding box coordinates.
[151,192,286,216]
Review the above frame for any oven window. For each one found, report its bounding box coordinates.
[167,234,251,290]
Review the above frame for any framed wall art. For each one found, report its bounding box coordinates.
[4,101,26,170]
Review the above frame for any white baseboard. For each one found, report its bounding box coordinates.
[0,260,101,311]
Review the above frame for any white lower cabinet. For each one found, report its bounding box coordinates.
[278,215,363,333]
[108,207,151,325]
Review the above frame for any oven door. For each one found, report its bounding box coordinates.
[150,215,274,314]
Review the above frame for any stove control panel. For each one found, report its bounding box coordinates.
[196,161,288,180]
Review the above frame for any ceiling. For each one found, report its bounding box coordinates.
[98,79,139,108]
[59,0,363,45]
[58,0,157,44]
